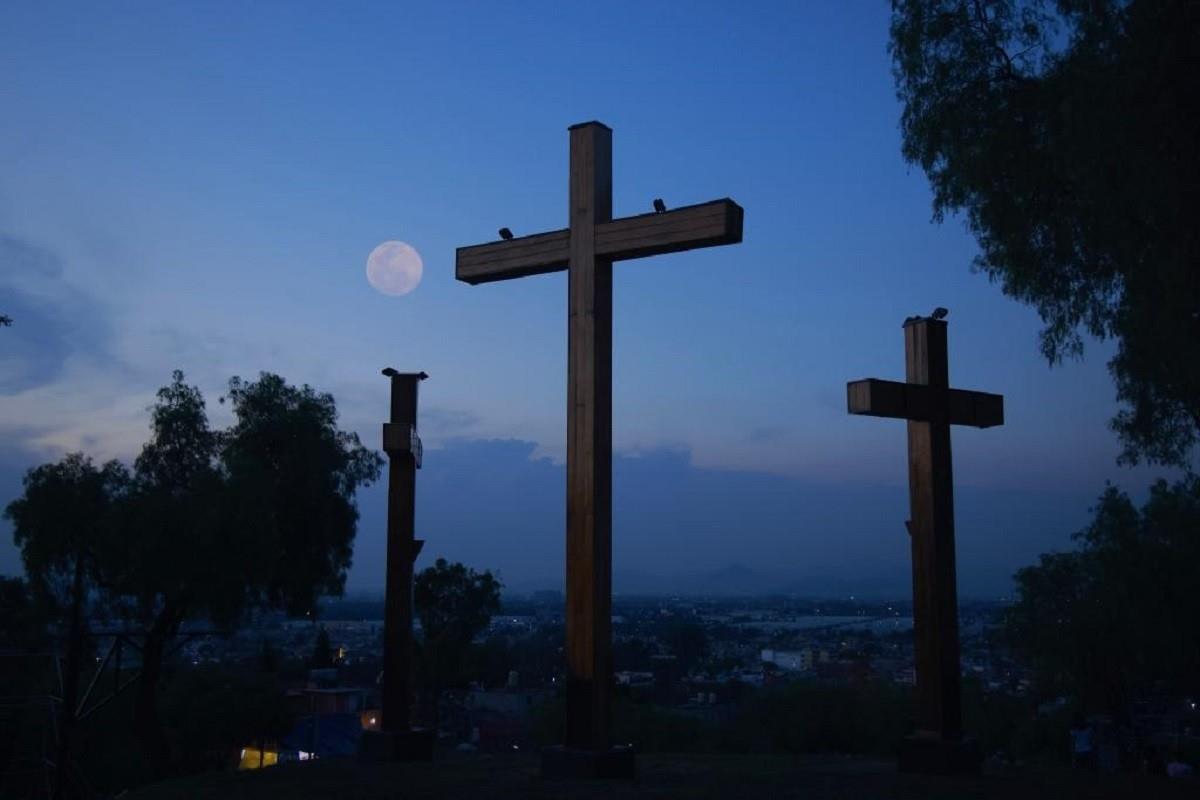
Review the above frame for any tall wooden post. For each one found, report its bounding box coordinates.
[847,313,1004,774]
[904,319,962,741]
[565,122,614,754]
[360,368,433,762]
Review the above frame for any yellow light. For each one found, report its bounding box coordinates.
[237,747,278,770]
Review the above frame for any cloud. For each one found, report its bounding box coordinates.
[349,437,1095,599]
[421,407,482,438]
[0,234,113,395]
[746,424,790,443]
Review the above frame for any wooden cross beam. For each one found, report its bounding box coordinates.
[846,316,1002,772]
[456,122,743,756]
[457,199,743,284]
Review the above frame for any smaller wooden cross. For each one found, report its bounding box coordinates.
[846,314,1002,773]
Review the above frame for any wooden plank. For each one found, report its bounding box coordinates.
[847,379,1003,428]
[454,199,742,285]
[455,229,569,285]
[946,388,1004,428]
[596,199,743,262]
[564,121,613,753]
[847,378,913,419]
[903,317,963,741]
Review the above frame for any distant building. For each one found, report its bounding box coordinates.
[760,648,814,673]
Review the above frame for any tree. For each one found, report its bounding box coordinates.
[116,371,380,772]
[414,559,503,665]
[7,371,383,777]
[105,373,230,772]
[0,576,54,795]
[414,559,502,725]
[890,0,1200,466]
[4,453,129,798]
[220,373,384,616]
[1002,477,1200,716]
[310,627,334,669]
[0,576,47,651]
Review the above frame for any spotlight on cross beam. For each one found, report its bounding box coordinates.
[498,227,514,241]
[653,198,666,214]
[381,367,399,377]
[931,307,949,320]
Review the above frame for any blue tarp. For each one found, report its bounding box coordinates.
[279,713,362,758]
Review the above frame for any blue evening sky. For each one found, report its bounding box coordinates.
[0,2,1178,596]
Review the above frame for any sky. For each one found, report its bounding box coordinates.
[0,2,1181,598]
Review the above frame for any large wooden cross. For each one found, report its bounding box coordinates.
[846,315,1002,773]
[456,122,743,756]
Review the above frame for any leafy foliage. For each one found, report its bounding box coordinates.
[4,370,382,776]
[1003,477,1200,714]
[108,372,237,631]
[414,558,503,650]
[414,558,502,690]
[890,0,1200,465]
[97,370,383,633]
[5,453,129,613]
[222,373,383,616]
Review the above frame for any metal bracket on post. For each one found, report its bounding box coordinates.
[382,423,423,467]
[380,369,428,467]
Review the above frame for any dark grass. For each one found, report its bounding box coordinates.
[125,751,1198,800]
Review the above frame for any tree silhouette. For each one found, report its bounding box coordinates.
[1003,477,1200,717]
[0,577,47,651]
[6,370,383,776]
[414,559,502,727]
[4,453,129,798]
[220,372,384,615]
[891,0,1200,466]
[310,627,334,669]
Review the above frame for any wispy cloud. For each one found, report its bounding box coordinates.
[0,234,115,395]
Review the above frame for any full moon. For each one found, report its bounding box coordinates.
[366,240,423,296]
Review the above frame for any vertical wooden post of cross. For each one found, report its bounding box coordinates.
[903,319,963,742]
[565,122,614,755]
[847,314,1004,774]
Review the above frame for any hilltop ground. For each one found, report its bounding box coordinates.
[126,752,1196,800]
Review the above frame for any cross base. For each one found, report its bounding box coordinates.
[358,727,435,763]
[540,745,636,780]
[897,733,981,775]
